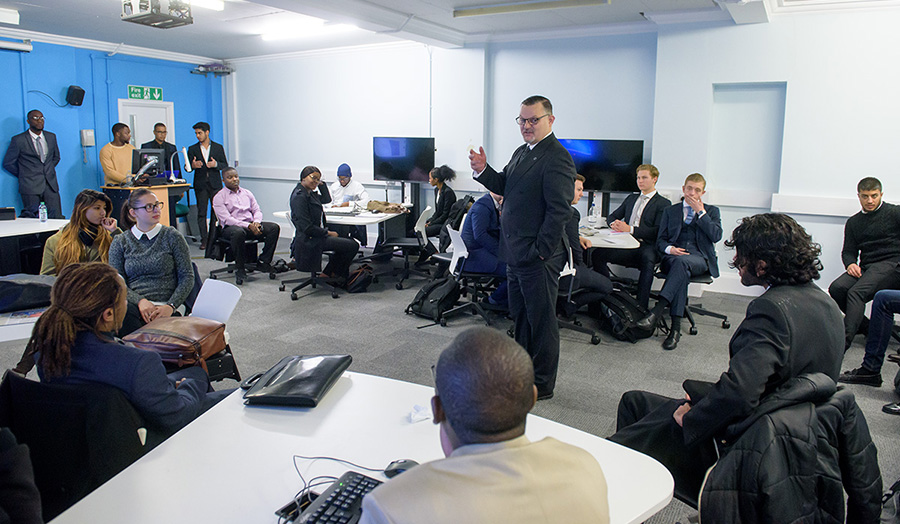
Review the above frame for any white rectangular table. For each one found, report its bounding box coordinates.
[51,371,672,524]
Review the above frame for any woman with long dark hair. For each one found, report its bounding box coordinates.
[27,263,227,443]
[108,188,193,336]
[40,189,120,275]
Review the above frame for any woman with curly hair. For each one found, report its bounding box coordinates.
[39,189,121,276]
[26,262,228,445]
[611,213,844,505]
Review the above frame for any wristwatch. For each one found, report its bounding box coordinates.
[167,303,176,312]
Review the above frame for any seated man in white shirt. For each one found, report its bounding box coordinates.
[360,327,609,524]
[211,167,280,280]
[328,163,369,245]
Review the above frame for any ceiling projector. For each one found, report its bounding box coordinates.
[122,0,193,29]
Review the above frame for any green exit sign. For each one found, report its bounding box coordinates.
[128,85,163,100]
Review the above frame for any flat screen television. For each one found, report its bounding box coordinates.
[559,139,644,193]
[373,137,435,183]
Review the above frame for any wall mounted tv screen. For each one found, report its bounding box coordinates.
[373,137,435,183]
[559,139,644,193]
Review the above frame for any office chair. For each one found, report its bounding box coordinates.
[382,206,434,290]
[181,264,243,382]
[504,246,603,345]
[557,246,603,345]
[175,188,197,242]
[207,223,276,286]
[0,371,146,521]
[432,225,493,327]
[653,270,731,335]
[279,250,341,300]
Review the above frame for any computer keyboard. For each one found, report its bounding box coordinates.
[297,471,382,524]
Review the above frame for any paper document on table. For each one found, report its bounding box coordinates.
[0,308,45,326]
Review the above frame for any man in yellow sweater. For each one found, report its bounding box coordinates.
[99,123,135,185]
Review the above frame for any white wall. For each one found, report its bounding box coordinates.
[652,11,900,294]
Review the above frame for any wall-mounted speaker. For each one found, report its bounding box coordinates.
[66,85,85,106]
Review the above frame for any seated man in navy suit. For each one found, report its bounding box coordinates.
[562,174,612,300]
[591,164,670,309]
[460,192,507,307]
[637,173,722,350]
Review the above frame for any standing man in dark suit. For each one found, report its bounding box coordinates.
[637,173,722,350]
[469,95,575,400]
[140,122,180,175]
[591,164,670,309]
[187,121,227,250]
[2,109,62,218]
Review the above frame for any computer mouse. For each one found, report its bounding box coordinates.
[384,459,419,478]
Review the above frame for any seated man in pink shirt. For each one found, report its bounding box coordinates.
[212,167,280,280]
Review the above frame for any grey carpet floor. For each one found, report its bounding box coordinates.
[2,238,898,523]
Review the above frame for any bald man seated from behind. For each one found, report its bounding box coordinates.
[359,327,609,524]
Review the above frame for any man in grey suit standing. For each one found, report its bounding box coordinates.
[2,110,62,218]
[469,95,575,400]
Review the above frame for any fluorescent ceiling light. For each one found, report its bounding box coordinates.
[0,7,20,25]
[261,22,359,41]
[191,0,225,11]
[454,0,609,17]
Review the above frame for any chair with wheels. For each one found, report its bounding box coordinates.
[279,250,341,300]
[381,206,433,290]
[653,270,730,335]
[207,222,276,286]
[432,225,494,327]
[174,188,198,242]
[557,246,603,345]
[0,371,147,521]
[182,267,243,382]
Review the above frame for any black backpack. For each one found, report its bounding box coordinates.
[438,195,475,252]
[345,264,374,293]
[405,277,461,322]
[597,290,654,343]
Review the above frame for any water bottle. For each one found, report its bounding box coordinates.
[38,202,48,222]
[587,202,597,225]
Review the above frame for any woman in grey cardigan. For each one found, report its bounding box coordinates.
[109,188,193,336]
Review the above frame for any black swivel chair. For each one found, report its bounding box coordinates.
[431,225,494,327]
[207,221,276,286]
[279,251,341,300]
[653,270,731,335]
[0,371,147,521]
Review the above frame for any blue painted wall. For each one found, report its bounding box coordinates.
[0,41,223,217]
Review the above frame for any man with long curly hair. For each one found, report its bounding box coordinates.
[609,213,844,503]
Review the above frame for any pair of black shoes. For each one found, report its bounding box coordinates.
[636,310,681,350]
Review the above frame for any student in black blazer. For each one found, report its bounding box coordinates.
[2,110,62,218]
[591,164,670,309]
[469,95,575,400]
[290,166,359,280]
[637,173,722,350]
[424,165,457,238]
[187,121,228,249]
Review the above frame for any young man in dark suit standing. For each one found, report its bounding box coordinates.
[140,122,180,174]
[469,95,575,400]
[2,110,63,218]
[591,164,670,309]
[637,173,722,350]
[187,121,227,249]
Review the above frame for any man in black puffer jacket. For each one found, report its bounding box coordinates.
[610,213,846,505]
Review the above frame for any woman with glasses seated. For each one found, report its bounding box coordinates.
[109,188,193,336]
[290,165,359,282]
[40,189,121,276]
[28,262,228,446]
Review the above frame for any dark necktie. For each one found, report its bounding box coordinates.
[34,137,45,163]
[507,146,528,175]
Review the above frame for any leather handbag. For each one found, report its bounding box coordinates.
[242,354,352,407]
[123,316,226,371]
